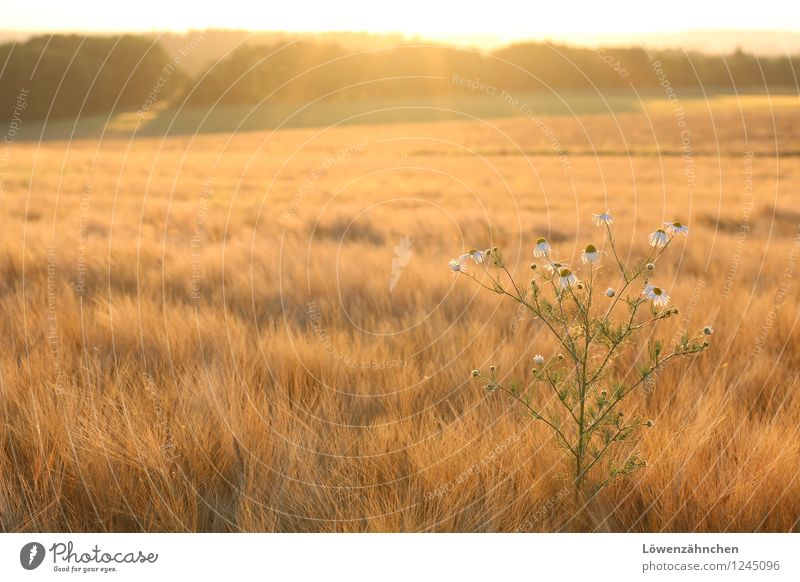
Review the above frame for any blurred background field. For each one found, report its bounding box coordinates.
[13,89,800,141]
[2,92,799,531]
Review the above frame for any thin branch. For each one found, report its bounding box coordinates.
[494,384,575,455]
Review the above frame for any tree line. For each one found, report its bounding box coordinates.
[0,35,184,121]
[1,34,797,121]
[181,41,798,106]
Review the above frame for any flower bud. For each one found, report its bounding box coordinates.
[533,354,545,366]
[703,325,713,336]
[645,420,654,428]
[606,287,615,298]
[471,369,480,378]
[646,262,655,271]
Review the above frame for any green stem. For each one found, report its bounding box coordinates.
[494,384,575,455]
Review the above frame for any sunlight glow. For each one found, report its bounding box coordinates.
[6,0,799,42]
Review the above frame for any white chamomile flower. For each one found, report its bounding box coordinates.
[558,268,577,289]
[592,210,613,226]
[606,287,615,298]
[649,229,669,247]
[664,221,689,235]
[533,354,545,366]
[460,249,486,264]
[533,237,551,257]
[449,258,465,273]
[644,284,670,307]
[581,244,600,264]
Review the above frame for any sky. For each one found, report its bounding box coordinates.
[5,0,800,41]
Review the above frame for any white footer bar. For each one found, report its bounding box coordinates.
[1,533,797,581]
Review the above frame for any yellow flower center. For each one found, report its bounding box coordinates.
[559,268,571,277]
[653,287,662,296]
[585,244,597,253]
[536,237,547,245]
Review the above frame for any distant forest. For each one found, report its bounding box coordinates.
[1,33,798,121]
[0,35,184,120]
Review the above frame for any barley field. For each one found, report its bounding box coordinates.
[1,96,799,532]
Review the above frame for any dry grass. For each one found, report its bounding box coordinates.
[1,100,799,532]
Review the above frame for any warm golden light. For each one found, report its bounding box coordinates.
[6,0,799,44]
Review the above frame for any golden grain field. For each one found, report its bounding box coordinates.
[1,98,799,532]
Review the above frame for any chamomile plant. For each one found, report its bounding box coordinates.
[450,212,711,500]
